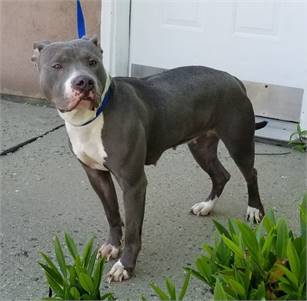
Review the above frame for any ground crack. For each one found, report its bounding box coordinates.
[0,124,64,156]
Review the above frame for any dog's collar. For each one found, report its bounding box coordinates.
[58,75,112,127]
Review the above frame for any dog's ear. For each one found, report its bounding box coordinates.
[89,34,98,47]
[81,34,98,46]
[82,34,103,53]
[31,41,50,62]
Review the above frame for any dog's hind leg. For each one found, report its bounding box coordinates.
[218,115,265,223]
[82,163,123,260]
[188,132,230,216]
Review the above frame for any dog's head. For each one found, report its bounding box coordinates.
[32,36,107,112]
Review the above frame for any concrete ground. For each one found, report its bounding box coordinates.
[0,97,306,300]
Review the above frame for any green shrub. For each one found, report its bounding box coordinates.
[149,271,191,301]
[39,233,115,300]
[189,195,306,300]
[151,195,306,300]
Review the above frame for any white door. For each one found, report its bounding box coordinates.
[129,0,307,126]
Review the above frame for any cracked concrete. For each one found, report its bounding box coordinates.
[0,97,62,153]
[0,97,306,300]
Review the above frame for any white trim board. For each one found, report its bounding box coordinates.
[100,0,131,76]
[301,90,307,129]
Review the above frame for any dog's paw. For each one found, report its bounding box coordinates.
[97,243,120,261]
[191,199,216,216]
[107,260,130,283]
[246,206,263,224]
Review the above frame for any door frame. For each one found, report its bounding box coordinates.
[100,0,131,77]
[100,0,307,129]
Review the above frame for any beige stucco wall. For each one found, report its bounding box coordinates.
[0,0,101,99]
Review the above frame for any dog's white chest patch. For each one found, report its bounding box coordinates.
[65,115,108,170]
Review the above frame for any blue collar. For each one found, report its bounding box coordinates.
[80,86,112,126]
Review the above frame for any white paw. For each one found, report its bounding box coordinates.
[191,198,217,216]
[246,206,262,223]
[107,260,130,283]
[97,243,120,261]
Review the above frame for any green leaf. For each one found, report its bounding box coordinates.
[39,252,63,285]
[68,266,77,287]
[165,278,176,300]
[256,220,265,241]
[276,219,289,258]
[92,257,105,292]
[234,268,252,295]
[221,235,245,258]
[82,237,94,268]
[150,282,170,300]
[178,271,191,301]
[279,281,297,298]
[277,264,298,287]
[261,229,275,258]
[299,245,306,283]
[298,282,307,300]
[262,209,276,232]
[38,262,63,287]
[87,248,98,276]
[78,272,94,294]
[101,292,115,300]
[186,267,207,283]
[54,236,67,277]
[216,240,232,266]
[293,144,306,152]
[194,256,215,285]
[249,282,265,300]
[237,221,260,261]
[228,278,245,298]
[289,131,298,141]
[214,278,228,300]
[75,256,87,275]
[140,295,148,301]
[69,287,80,300]
[64,233,79,260]
[213,220,231,239]
[44,272,64,297]
[287,240,300,277]
[203,244,214,257]
[227,219,240,239]
[300,195,307,239]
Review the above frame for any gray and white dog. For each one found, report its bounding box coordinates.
[32,36,266,282]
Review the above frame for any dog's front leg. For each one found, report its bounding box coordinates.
[107,172,147,282]
[81,163,123,261]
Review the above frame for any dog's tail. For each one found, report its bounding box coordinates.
[255,121,268,130]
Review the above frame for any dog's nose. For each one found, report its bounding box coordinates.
[72,75,95,92]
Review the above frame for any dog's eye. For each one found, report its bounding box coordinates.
[89,59,97,66]
[52,63,63,70]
